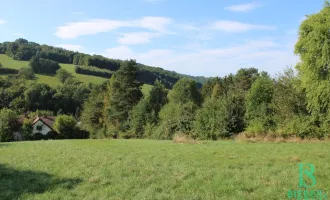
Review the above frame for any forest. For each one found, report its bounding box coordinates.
[1,3,330,142]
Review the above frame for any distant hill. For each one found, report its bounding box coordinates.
[0,38,209,88]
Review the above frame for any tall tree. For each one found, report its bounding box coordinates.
[245,76,275,133]
[0,108,17,142]
[295,2,330,114]
[105,60,143,130]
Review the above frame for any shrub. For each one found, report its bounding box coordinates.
[0,68,19,74]
[21,119,33,140]
[53,115,77,139]
[0,108,18,142]
[56,69,73,83]
[75,66,112,78]
[29,56,60,74]
[18,67,35,80]
[155,101,198,139]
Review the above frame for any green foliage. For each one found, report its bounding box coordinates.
[56,69,73,83]
[24,83,56,111]
[129,99,150,138]
[194,89,245,139]
[245,76,275,133]
[194,98,229,140]
[18,67,35,80]
[105,60,143,132]
[0,68,18,74]
[81,86,105,136]
[156,101,198,139]
[1,39,205,89]
[272,68,309,132]
[29,56,61,74]
[0,61,2,68]
[21,118,33,140]
[53,115,77,139]
[0,108,17,142]
[53,79,90,114]
[73,53,121,71]
[294,3,330,114]
[28,110,54,118]
[75,65,112,78]
[168,78,201,105]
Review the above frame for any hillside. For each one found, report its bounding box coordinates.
[0,54,107,86]
[0,54,153,94]
[0,39,208,88]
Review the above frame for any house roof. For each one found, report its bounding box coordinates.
[32,116,57,132]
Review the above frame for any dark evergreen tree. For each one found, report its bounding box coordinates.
[105,60,143,131]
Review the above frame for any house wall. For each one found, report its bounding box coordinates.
[32,120,52,135]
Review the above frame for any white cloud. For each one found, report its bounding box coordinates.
[56,44,84,51]
[117,32,160,45]
[225,2,262,12]
[0,19,7,24]
[56,17,172,39]
[209,20,276,33]
[103,39,297,76]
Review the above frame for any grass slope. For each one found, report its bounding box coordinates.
[0,139,329,199]
[0,54,153,95]
[0,54,107,86]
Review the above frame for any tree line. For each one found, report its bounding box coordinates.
[1,2,330,141]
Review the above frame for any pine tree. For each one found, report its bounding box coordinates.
[105,60,143,129]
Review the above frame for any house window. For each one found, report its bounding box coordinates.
[36,125,43,131]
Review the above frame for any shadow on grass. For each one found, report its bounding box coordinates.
[0,164,82,200]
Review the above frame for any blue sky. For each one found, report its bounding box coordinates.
[0,0,324,77]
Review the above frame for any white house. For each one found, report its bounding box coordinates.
[32,116,56,136]
[14,115,57,141]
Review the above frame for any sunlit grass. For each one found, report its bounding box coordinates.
[0,54,152,89]
[0,139,329,199]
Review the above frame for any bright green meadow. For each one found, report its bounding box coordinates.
[0,139,329,200]
[0,54,152,94]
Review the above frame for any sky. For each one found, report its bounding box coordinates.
[0,0,325,77]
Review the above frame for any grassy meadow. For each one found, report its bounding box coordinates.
[0,54,153,94]
[0,139,329,200]
[0,54,107,86]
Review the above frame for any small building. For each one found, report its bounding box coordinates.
[32,116,57,136]
[14,115,57,141]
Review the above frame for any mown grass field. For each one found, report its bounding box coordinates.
[0,139,329,200]
[0,54,153,94]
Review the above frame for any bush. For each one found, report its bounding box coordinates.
[75,66,112,78]
[53,115,89,139]
[0,68,19,74]
[53,115,77,139]
[21,119,33,140]
[155,101,198,139]
[193,99,230,140]
[56,69,73,83]
[0,108,18,142]
[18,67,35,80]
[29,56,60,74]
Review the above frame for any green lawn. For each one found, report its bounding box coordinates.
[0,54,153,93]
[0,139,329,199]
